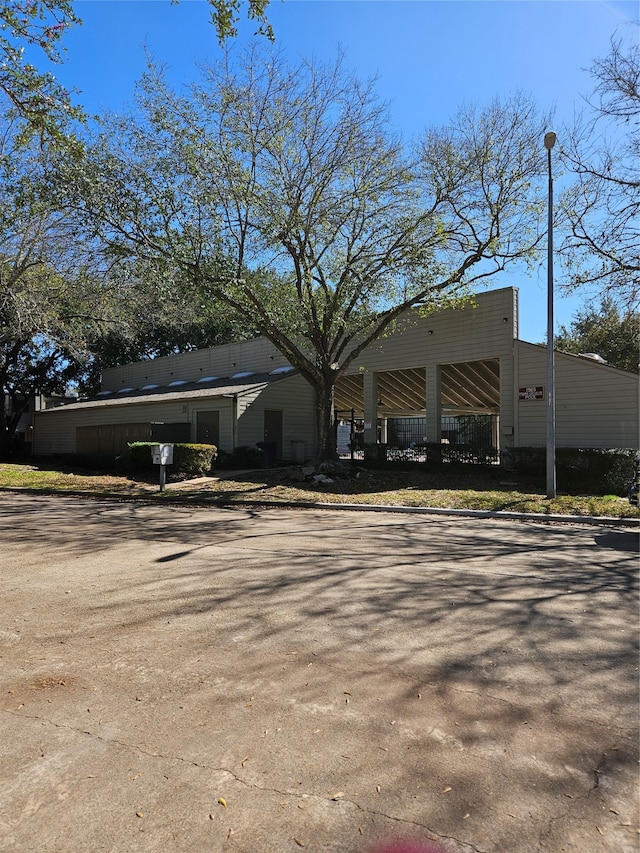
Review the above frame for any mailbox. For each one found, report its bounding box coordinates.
[151,443,174,465]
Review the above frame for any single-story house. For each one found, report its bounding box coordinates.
[32,287,639,462]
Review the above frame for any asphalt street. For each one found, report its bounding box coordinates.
[1,493,638,852]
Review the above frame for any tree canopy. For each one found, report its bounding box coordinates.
[555,297,639,373]
[559,37,639,309]
[0,0,273,146]
[63,48,550,458]
[0,116,104,453]
[199,0,273,41]
[0,0,83,145]
[0,109,256,453]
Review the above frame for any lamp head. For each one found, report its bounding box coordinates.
[544,131,557,151]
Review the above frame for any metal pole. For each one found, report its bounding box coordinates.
[544,132,557,499]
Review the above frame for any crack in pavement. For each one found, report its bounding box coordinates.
[536,746,634,852]
[4,708,486,852]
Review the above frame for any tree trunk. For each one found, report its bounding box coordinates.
[314,380,339,462]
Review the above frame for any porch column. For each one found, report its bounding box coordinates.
[499,353,515,453]
[363,370,378,444]
[426,363,442,443]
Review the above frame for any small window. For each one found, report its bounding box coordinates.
[231,371,254,378]
[197,376,218,383]
[117,387,135,394]
[270,365,294,375]
[168,380,188,387]
[97,390,113,397]
[141,383,159,390]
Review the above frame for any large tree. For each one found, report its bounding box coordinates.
[555,296,639,373]
[75,259,257,396]
[65,49,550,460]
[0,117,109,454]
[0,106,251,453]
[0,0,83,145]
[0,0,273,145]
[559,37,639,309]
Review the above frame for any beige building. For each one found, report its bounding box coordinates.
[33,287,639,462]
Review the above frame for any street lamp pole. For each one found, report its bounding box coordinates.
[544,130,557,499]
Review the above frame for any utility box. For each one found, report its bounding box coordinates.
[151,443,174,465]
[290,440,306,463]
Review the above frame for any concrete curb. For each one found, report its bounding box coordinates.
[185,497,640,527]
[278,499,640,527]
[2,486,638,527]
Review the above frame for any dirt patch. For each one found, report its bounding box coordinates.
[31,676,75,690]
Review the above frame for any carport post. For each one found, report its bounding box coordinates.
[425,364,442,445]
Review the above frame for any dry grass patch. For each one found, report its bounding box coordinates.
[1,462,637,519]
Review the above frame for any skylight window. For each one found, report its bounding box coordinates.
[197,376,218,383]
[231,371,254,378]
[142,383,159,390]
[97,390,113,396]
[168,380,188,386]
[270,365,294,374]
[117,387,135,394]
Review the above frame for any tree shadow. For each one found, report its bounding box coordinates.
[2,496,638,851]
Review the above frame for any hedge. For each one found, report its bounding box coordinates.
[501,447,637,495]
[128,442,217,479]
[215,445,263,470]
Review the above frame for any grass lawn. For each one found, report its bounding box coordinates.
[1,460,638,519]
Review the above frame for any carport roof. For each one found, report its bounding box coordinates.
[335,359,501,414]
[44,371,295,412]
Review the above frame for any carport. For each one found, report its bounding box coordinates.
[334,358,501,452]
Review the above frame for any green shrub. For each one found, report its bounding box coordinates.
[128,442,217,479]
[215,445,262,470]
[502,447,637,495]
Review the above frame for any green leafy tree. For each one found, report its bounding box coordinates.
[0,0,83,144]
[555,297,639,373]
[75,263,257,396]
[0,116,132,455]
[559,37,639,309]
[199,0,273,41]
[0,106,250,453]
[65,49,550,460]
[1,0,272,145]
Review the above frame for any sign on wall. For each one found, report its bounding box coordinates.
[519,386,544,401]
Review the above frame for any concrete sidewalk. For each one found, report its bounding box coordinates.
[1,493,638,852]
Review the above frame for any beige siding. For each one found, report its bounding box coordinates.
[33,288,638,458]
[34,398,235,456]
[236,374,316,460]
[516,342,639,448]
[348,288,517,374]
[103,337,291,391]
[499,348,516,450]
[103,289,518,389]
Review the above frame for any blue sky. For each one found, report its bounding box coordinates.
[50,0,638,342]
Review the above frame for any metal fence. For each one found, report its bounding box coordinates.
[337,413,499,464]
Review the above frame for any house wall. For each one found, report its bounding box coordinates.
[33,374,316,460]
[32,287,638,459]
[515,341,639,448]
[346,288,517,446]
[347,288,517,374]
[34,398,235,456]
[235,374,317,460]
[103,337,291,391]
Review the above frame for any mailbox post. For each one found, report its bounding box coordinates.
[151,443,174,492]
